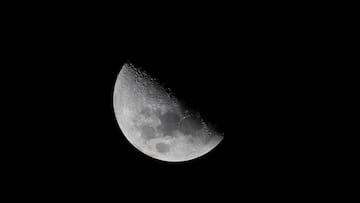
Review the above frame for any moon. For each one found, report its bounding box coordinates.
[113,63,223,162]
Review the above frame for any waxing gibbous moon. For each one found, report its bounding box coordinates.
[113,63,223,162]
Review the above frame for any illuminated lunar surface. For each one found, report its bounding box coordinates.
[113,63,223,162]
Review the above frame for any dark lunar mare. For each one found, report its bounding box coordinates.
[140,107,152,118]
[156,111,181,136]
[139,125,156,140]
[156,109,204,138]
[179,116,203,135]
[155,142,170,153]
[138,104,205,142]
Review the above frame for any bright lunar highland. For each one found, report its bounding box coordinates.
[113,63,223,162]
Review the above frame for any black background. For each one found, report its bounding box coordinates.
[10,2,350,200]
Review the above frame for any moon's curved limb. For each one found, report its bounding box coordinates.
[113,63,223,162]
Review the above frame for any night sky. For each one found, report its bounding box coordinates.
[14,3,346,200]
